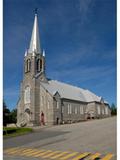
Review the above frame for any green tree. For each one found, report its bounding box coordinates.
[111,103,117,115]
[10,109,17,124]
[3,100,10,126]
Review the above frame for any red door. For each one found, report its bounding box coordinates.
[40,112,45,125]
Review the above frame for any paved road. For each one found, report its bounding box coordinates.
[3,117,116,160]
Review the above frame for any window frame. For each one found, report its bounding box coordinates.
[97,105,101,115]
[80,106,84,114]
[24,86,31,104]
[75,107,77,114]
[68,104,72,114]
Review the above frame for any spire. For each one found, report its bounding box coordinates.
[43,49,45,57]
[28,10,41,54]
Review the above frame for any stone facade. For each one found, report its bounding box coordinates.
[17,13,111,127]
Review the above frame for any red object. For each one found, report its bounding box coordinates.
[40,112,45,125]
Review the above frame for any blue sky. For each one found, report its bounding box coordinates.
[3,0,116,110]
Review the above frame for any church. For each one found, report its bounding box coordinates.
[17,12,111,127]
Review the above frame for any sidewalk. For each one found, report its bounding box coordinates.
[32,124,54,131]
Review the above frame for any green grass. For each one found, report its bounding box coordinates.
[3,127,33,137]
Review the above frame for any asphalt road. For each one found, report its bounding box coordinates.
[3,117,116,160]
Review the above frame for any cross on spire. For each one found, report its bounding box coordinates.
[35,8,38,15]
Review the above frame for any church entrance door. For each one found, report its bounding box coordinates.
[40,112,45,125]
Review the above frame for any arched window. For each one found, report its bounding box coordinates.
[105,107,108,115]
[25,108,30,114]
[80,106,84,114]
[40,59,42,70]
[97,105,101,115]
[36,59,40,72]
[68,104,72,114]
[27,59,31,72]
[25,59,31,73]
[24,86,31,104]
[25,62,27,73]
[36,59,42,72]
[102,108,105,115]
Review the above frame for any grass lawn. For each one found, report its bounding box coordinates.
[3,127,33,138]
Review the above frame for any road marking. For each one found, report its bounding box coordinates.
[34,150,52,157]
[6,148,25,154]
[88,153,101,160]
[71,152,90,160]
[42,151,61,158]
[21,149,39,156]
[4,147,114,160]
[20,149,34,155]
[4,147,19,153]
[101,154,114,160]
[50,152,70,159]
[59,152,79,160]
[25,149,45,156]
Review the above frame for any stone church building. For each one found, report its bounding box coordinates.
[17,13,111,127]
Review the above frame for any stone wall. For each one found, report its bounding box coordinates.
[53,92,62,124]
[61,99,86,123]
[40,85,54,125]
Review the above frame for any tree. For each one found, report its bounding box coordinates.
[111,103,117,115]
[3,100,17,126]
[10,109,17,124]
[3,100,10,126]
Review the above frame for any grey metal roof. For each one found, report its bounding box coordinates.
[40,80,108,103]
[28,14,41,54]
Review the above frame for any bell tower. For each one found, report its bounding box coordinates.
[17,10,47,127]
[24,10,46,81]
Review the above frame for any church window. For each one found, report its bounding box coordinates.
[57,101,59,109]
[102,108,105,114]
[41,96,44,106]
[75,107,77,114]
[26,59,31,72]
[97,105,101,115]
[36,59,40,72]
[25,62,27,73]
[105,107,108,115]
[67,104,69,114]
[68,104,72,114]
[40,59,42,70]
[36,59,42,72]
[70,104,72,114]
[80,106,84,114]
[24,86,31,104]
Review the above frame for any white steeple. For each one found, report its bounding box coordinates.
[28,11,41,54]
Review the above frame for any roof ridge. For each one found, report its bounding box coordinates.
[50,79,84,91]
